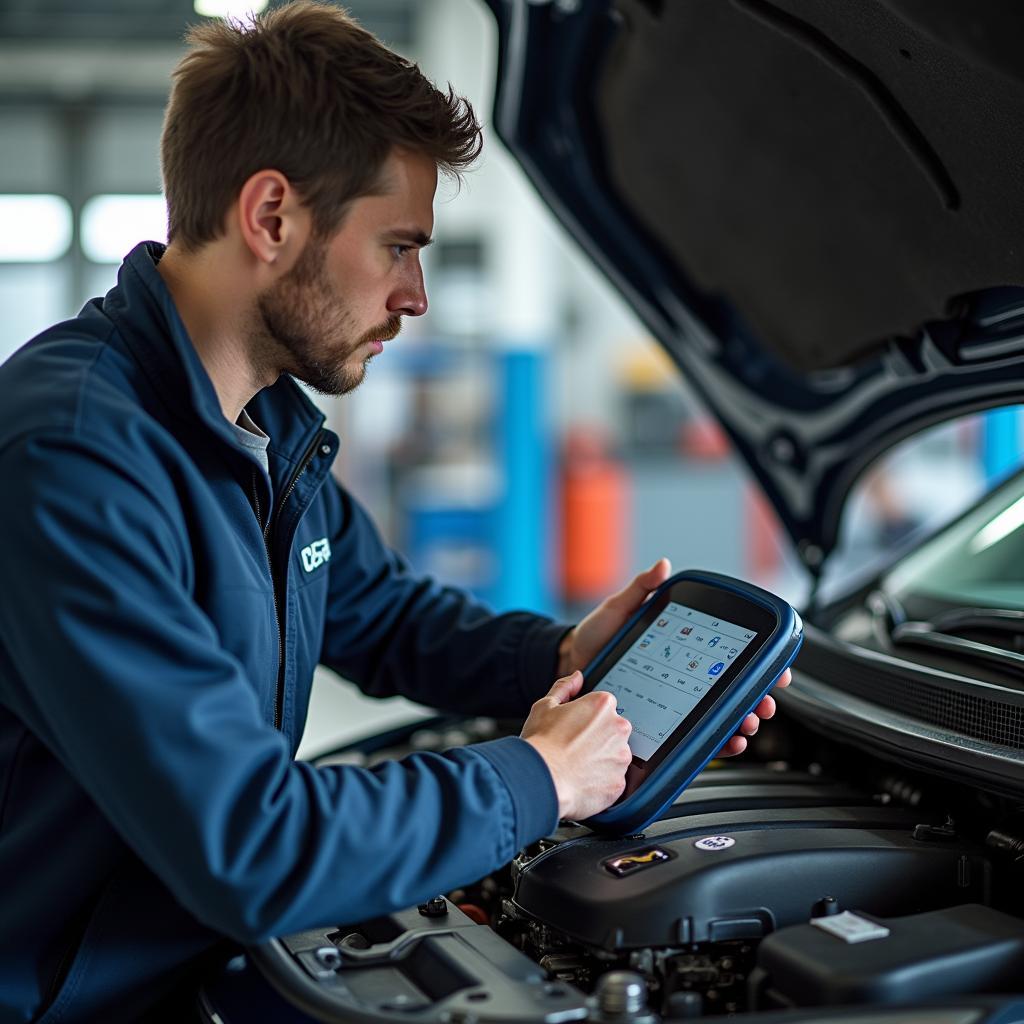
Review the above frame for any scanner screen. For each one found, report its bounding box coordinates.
[593,601,758,762]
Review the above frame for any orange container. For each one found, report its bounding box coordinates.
[560,431,629,603]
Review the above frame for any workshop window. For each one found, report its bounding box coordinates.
[0,194,72,263]
[81,194,167,264]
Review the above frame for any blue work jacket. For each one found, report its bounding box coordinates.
[0,243,563,1023]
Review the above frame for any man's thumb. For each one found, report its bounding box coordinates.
[547,670,583,705]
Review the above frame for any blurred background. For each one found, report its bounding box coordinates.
[1,0,1021,754]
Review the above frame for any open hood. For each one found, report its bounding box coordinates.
[481,0,1024,574]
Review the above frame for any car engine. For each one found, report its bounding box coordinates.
[495,764,998,1016]
[211,713,1024,1024]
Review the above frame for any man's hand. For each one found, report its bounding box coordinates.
[714,672,790,756]
[558,558,674,677]
[557,557,792,757]
[522,671,633,821]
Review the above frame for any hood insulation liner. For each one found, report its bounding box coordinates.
[598,0,1024,372]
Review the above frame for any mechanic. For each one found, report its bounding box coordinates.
[0,4,788,1022]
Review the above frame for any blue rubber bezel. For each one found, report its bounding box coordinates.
[581,570,803,835]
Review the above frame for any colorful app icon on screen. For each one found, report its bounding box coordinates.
[708,662,725,676]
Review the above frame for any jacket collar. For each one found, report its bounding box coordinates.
[104,241,326,465]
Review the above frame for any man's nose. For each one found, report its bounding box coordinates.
[388,264,428,318]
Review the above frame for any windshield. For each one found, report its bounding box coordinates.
[882,469,1024,612]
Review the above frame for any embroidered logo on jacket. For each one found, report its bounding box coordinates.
[301,538,331,573]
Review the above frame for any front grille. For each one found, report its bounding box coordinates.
[797,637,1024,751]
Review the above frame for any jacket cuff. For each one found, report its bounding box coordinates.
[472,736,559,846]
[517,618,575,706]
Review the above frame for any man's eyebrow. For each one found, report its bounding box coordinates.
[387,229,434,247]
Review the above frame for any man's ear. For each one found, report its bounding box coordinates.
[235,169,311,270]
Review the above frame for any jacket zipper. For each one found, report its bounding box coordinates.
[265,428,324,542]
[251,429,324,731]
[251,469,284,729]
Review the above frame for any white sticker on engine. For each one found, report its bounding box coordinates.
[694,835,735,851]
[810,911,891,943]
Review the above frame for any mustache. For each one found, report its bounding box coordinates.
[359,316,402,345]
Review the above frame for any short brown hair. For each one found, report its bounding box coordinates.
[161,1,482,250]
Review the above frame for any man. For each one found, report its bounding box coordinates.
[0,4,787,1021]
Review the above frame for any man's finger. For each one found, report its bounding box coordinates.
[774,669,792,689]
[606,557,672,612]
[753,694,776,720]
[717,735,747,758]
[546,670,583,705]
[739,713,760,736]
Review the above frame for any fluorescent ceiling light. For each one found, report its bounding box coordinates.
[0,195,72,263]
[81,195,168,264]
[194,0,270,17]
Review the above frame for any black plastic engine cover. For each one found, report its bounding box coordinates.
[752,903,1024,1008]
[511,805,991,951]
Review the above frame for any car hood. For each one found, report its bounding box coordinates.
[480,0,1024,574]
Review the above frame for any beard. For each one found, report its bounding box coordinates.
[255,236,401,396]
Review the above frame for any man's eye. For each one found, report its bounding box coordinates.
[391,244,412,259]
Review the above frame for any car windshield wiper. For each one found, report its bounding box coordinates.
[866,590,1024,679]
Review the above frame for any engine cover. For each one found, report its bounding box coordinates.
[511,804,991,951]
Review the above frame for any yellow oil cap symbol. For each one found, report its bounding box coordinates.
[604,847,671,877]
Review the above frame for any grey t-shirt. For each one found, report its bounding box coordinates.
[230,408,271,477]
